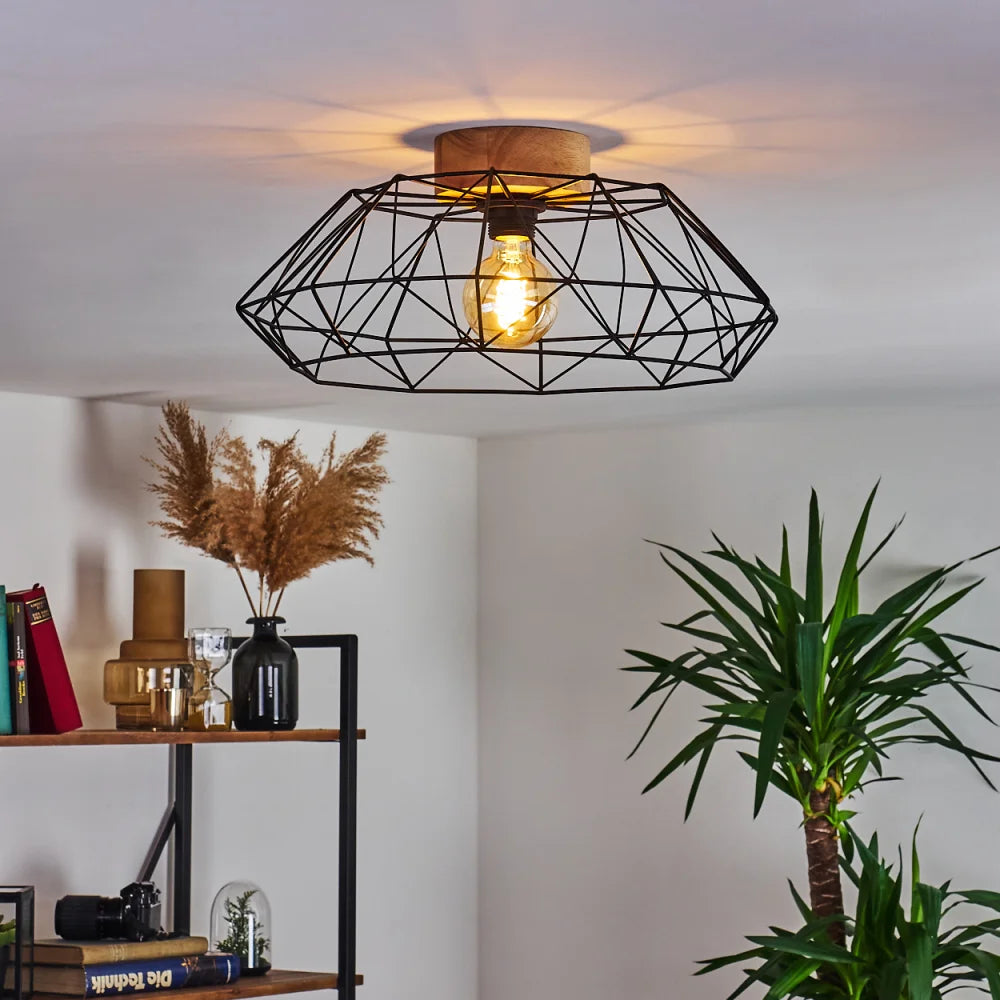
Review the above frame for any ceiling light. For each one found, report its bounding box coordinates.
[236,125,777,394]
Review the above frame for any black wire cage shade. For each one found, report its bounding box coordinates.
[236,131,777,394]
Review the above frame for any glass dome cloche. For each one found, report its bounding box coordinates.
[210,881,271,976]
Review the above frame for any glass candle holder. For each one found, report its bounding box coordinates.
[147,664,192,731]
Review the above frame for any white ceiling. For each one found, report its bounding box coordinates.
[1,0,998,436]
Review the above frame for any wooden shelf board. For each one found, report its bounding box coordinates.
[30,969,362,1000]
[0,729,366,747]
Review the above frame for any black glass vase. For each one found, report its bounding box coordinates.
[232,618,299,731]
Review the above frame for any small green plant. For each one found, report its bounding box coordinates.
[216,889,270,969]
[0,914,15,947]
[700,829,1000,1000]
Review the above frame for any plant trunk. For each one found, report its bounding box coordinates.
[804,786,845,947]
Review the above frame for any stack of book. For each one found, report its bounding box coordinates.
[0,584,82,736]
[13,936,240,997]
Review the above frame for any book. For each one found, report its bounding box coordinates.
[7,953,239,997]
[32,936,209,966]
[6,597,29,733]
[6,585,82,734]
[0,585,12,734]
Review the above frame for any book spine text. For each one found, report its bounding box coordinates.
[83,954,239,997]
[0,585,12,734]
[6,598,29,733]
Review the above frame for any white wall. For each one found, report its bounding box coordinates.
[478,403,1000,1000]
[9,392,1000,1000]
[0,392,478,1000]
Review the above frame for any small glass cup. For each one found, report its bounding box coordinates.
[186,628,233,731]
[148,665,193,731]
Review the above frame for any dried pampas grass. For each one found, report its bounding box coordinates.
[146,401,388,616]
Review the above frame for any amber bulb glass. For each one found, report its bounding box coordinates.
[462,237,558,349]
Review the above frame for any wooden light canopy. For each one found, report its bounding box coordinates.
[433,125,591,198]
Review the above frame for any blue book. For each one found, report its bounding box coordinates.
[20,953,240,997]
[0,585,11,734]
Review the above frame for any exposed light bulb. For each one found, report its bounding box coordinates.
[462,237,558,349]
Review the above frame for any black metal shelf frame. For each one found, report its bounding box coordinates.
[138,634,359,999]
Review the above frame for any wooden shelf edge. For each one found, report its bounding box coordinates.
[30,969,363,1000]
[0,729,366,747]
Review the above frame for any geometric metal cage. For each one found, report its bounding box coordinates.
[236,169,778,394]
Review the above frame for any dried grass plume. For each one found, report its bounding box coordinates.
[146,401,389,616]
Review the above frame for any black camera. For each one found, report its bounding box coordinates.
[55,882,162,941]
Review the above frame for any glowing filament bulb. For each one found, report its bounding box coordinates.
[463,237,558,349]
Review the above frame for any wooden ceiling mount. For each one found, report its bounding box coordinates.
[433,125,591,198]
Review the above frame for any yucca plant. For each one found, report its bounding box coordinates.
[626,484,999,942]
[698,829,1000,1000]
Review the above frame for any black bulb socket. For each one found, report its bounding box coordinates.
[485,201,544,242]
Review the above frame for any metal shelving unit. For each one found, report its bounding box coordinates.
[0,633,363,1000]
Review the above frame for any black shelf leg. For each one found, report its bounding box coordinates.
[137,802,177,883]
[171,744,193,935]
[339,637,358,997]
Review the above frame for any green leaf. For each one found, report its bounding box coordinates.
[626,690,674,760]
[842,746,877,795]
[694,946,767,975]
[641,729,746,795]
[745,933,856,964]
[913,705,1000,789]
[655,543,775,636]
[805,489,823,622]
[656,553,775,667]
[906,927,933,1000]
[959,891,1000,913]
[903,582,986,641]
[877,959,906,1000]
[773,526,803,642]
[826,482,879,666]
[755,690,797,816]
[780,526,792,586]
[625,648,737,702]
[786,879,813,922]
[685,725,722,819]
[857,514,906,577]
[796,622,824,726]
[767,958,822,999]
[941,633,1000,653]
[965,947,1000,1000]
[918,883,943,939]
[737,752,796,798]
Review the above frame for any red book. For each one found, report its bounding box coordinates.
[6,585,82,734]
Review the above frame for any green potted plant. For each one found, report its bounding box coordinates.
[627,484,1000,994]
[699,829,1000,1000]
